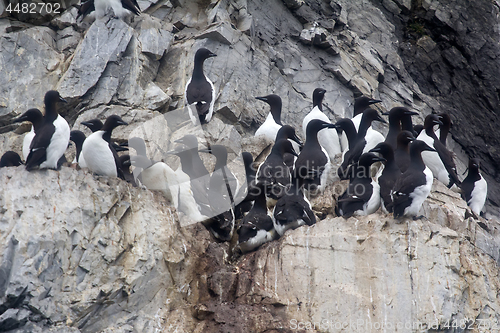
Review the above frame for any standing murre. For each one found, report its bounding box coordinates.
[81,115,128,177]
[238,183,277,253]
[391,140,435,219]
[417,114,461,189]
[12,108,43,161]
[185,48,217,125]
[383,107,418,150]
[199,145,238,242]
[302,88,341,160]
[294,119,337,194]
[26,91,70,171]
[234,152,258,219]
[256,139,298,206]
[461,158,487,217]
[273,175,316,237]
[81,118,128,152]
[0,151,23,167]
[69,130,87,168]
[255,94,283,142]
[338,108,386,180]
[274,125,302,173]
[336,153,386,218]
[394,130,416,173]
[77,0,140,20]
[369,142,401,213]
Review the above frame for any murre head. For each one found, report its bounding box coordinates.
[353,96,382,116]
[44,90,67,109]
[101,115,128,132]
[361,107,387,125]
[195,48,217,62]
[369,142,394,160]
[312,88,327,110]
[397,130,416,146]
[305,119,336,137]
[276,125,302,147]
[128,137,148,157]
[70,130,86,147]
[410,140,436,154]
[272,139,299,157]
[255,94,282,124]
[383,107,418,123]
[467,158,480,174]
[81,119,104,133]
[0,151,23,168]
[13,108,43,126]
[358,152,386,166]
[423,114,443,131]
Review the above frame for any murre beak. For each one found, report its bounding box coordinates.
[376,114,387,124]
[118,120,128,126]
[323,123,337,129]
[369,99,382,105]
[434,120,444,126]
[382,111,390,116]
[12,115,28,123]
[59,96,68,103]
[209,52,217,58]
[374,156,386,163]
[405,110,419,116]
[369,147,381,153]
[292,134,303,147]
[255,96,268,102]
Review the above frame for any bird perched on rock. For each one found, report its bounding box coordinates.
[81,118,128,152]
[461,158,487,217]
[302,88,341,160]
[417,114,461,189]
[383,107,418,149]
[81,115,128,178]
[338,108,386,179]
[391,140,436,219]
[256,139,298,206]
[12,108,43,161]
[336,152,385,218]
[237,183,276,253]
[0,151,23,168]
[69,130,87,168]
[273,175,316,237]
[26,91,70,171]
[234,152,258,219]
[294,119,337,194]
[394,130,415,173]
[77,0,140,20]
[274,125,302,172]
[199,145,238,242]
[369,142,401,213]
[185,48,217,125]
[255,94,283,142]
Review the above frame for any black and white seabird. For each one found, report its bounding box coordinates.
[256,139,298,205]
[369,142,401,213]
[254,94,283,142]
[436,113,451,146]
[383,107,418,150]
[417,114,461,188]
[185,48,217,125]
[273,176,316,237]
[302,88,341,160]
[461,158,487,216]
[334,118,357,165]
[12,108,43,161]
[0,151,23,168]
[339,96,382,152]
[77,0,140,20]
[336,153,386,218]
[274,125,302,172]
[199,145,238,241]
[238,183,277,253]
[234,152,257,219]
[81,115,128,177]
[25,91,70,171]
[81,118,128,152]
[69,130,87,168]
[338,108,386,180]
[294,119,337,193]
[394,130,416,173]
[391,140,435,218]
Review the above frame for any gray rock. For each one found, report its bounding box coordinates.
[57,19,134,100]
[56,26,81,52]
[51,7,78,30]
[136,16,174,60]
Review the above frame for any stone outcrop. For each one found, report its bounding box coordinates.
[1,0,500,331]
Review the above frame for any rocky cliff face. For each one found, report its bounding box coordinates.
[1,0,500,332]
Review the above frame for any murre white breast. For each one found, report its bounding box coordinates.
[255,94,283,142]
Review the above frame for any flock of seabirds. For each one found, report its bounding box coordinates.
[0,0,490,253]
[0,46,489,253]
